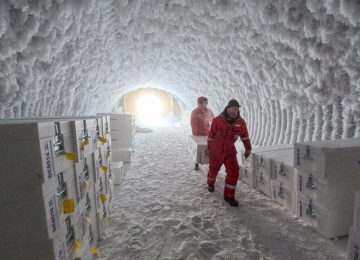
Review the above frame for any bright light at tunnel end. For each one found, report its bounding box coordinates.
[136,94,165,127]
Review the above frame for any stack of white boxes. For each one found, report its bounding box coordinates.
[187,135,209,165]
[253,147,293,198]
[348,191,360,259]
[238,145,293,193]
[98,113,135,163]
[294,138,360,238]
[0,115,113,260]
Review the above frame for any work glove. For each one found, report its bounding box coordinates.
[244,149,251,159]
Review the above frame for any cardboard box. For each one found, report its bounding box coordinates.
[112,148,132,163]
[255,171,271,197]
[239,165,256,188]
[295,170,360,208]
[271,155,295,189]
[270,179,295,213]
[296,193,354,238]
[294,138,360,180]
[188,135,208,164]
[112,161,124,185]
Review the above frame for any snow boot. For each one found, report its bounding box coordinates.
[194,163,199,171]
[208,186,215,192]
[224,197,239,207]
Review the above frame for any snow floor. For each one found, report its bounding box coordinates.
[95,126,348,260]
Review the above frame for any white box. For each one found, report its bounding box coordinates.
[86,117,102,151]
[71,119,93,162]
[7,117,89,164]
[112,148,132,163]
[74,211,88,247]
[294,138,360,179]
[1,170,78,245]
[108,113,135,132]
[0,191,60,245]
[76,187,98,247]
[112,162,124,185]
[270,179,295,213]
[97,114,111,145]
[296,194,354,238]
[188,135,208,164]
[255,172,271,197]
[0,120,77,187]
[106,164,113,196]
[96,202,109,240]
[105,143,112,162]
[348,226,360,260]
[74,155,95,202]
[0,156,77,205]
[107,187,114,214]
[93,180,107,213]
[295,170,360,208]
[0,219,68,260]
[239,165,256,188]
[254,149,294,177]
[56,174,78,226]
[271,155,295,189]
[354,191,360,228]
[111,138,133,150]
[92,146,106,183]
[73,238,95,260]
[237,144,293,167]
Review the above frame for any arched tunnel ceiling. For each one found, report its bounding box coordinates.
[1,0,360,144]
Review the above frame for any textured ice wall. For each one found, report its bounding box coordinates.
[0,0,360,144]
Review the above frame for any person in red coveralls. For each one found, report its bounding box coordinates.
[206,99,252,207]
[190,96,215,171]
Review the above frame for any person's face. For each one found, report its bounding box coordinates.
[227,106,239,117]
[199,100,208,109]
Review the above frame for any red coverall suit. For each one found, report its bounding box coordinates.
[207,114,252,199]
[190,106,214,135]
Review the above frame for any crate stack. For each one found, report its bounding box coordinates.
[237,143,291,187]
[97,113,134,186]
[98,113,135,163]
[238,145,294,206]
[293,138,360,238]
[253,147,293,199]
[348,191,360,259]
[0,115,113,260]
[269,149,296,213]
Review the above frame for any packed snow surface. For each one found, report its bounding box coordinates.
[95,126,347,260]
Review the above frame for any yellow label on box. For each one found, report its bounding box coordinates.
[82,139,89,146]
[98,136,108,144]
[100,165,109,171]
[90,247,98,254]
[100,194,107,202]
[85,180,89,189]
[63,199,75,214]
[64,152,77,161]
[74,239,80,253]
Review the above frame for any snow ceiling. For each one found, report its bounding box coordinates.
[1,0,360,145]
